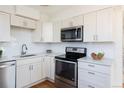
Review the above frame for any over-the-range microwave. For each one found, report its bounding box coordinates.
[61,25,83,42]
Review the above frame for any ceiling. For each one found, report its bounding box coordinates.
[29,5,74,15]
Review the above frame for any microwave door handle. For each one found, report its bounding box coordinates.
[75,28,78,38]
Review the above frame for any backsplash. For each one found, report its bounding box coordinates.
[0,27,114,59]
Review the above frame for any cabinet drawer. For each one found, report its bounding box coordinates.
[16,57,41,66]
[78,62,110,74]
[78,80,103,88]
[78,68,110,87]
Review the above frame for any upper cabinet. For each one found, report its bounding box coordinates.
[0,6,14,14]
[15,6,40,20]
[84,12,97,42]
[41,22,53,42]
[84,8,114,42]
[11,15,37,30]
[52,21,61,42]
[97,8,114,42]
[71,15,84,26]
[32,21,61,43]
[0,12,10,42]
[61,15,84,28]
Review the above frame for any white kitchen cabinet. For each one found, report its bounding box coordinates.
[52,21,61,42]
[41,22,53,42]
[0,5,14,14]
[0,12,10,42]
[44,56,51,78]
[30,62,42,83]
[71,15,84,26]
[61,15,83,28]
[15,6,40,20]
[84,12,97,42]
[32,20,42,42]
[16,57,42,88]
[61,19,72,28]
[84,8,114,42]
[43,56,55,81]
[11,15,37,30]
[16,65,31,88]
[50,57,55,80]
[78,58,112,88]
[97,8,114,42]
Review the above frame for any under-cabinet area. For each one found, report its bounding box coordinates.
[0,5,123,88]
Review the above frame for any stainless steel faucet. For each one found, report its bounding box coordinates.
[21,44,28,55]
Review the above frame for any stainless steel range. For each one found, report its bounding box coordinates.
[55,47,87,88]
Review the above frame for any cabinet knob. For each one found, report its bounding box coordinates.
[23,21,27,26]
[88,64,95,67]
[88,85,95,88]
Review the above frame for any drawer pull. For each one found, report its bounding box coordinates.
[88,64,95,67]
[88,72,95,75]
[88,85,95,88]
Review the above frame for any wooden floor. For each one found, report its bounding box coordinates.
[31,81,124,88]
[31,80,56,88]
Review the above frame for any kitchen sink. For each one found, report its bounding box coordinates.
[20,54,36,58]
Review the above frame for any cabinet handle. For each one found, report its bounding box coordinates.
[88,72,95,75]
[96,35,98,40]
[29,65,31,70]
[23,21,27,26]
[88,85,95,88]
[88,64,95,67]
[32,65,33,70]
[93,35,95,41]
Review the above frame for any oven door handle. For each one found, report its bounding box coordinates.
[55,59,77,64]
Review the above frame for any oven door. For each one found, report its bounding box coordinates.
[55,59,77,87]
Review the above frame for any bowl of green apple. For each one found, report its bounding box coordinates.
[91,52,104,60]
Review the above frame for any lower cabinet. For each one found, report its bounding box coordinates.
[16,65,31,88]
[16,56,55,88]
[43,56,55,81]
[78,59,111,88]
[16,57,42,88]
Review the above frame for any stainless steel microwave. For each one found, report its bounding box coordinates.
[61,26,83,42]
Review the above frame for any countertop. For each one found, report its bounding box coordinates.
[0,56,16,63]
[0,52,63,62]
[14,52,63,60]
[78,57,113,66]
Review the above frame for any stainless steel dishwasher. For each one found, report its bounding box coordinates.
[0,60,16,88]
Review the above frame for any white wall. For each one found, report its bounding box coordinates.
[50,42,114,58]
[51,5,114,21]
[0,27,49,57]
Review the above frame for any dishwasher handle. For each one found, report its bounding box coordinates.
[0,64,15,69]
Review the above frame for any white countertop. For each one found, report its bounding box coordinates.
[0,52,63,62]
[0,56,16,63]
[14,52,63,60]
[78,57,113,66]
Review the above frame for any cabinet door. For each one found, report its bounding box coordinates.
[84,12,97,42]
[72,15,84,26]
[97,8,114,42]
[16,65,30,88]
[61,19,72,28]
[42,22,53,42]
[53,21,61,42]
[11,15,36,30]
[50,57,55,80]
[32,20,42,42]
[44,57,51,78]
[41,57,46,79]
[30,62,42,83]
[0,12,10,42]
